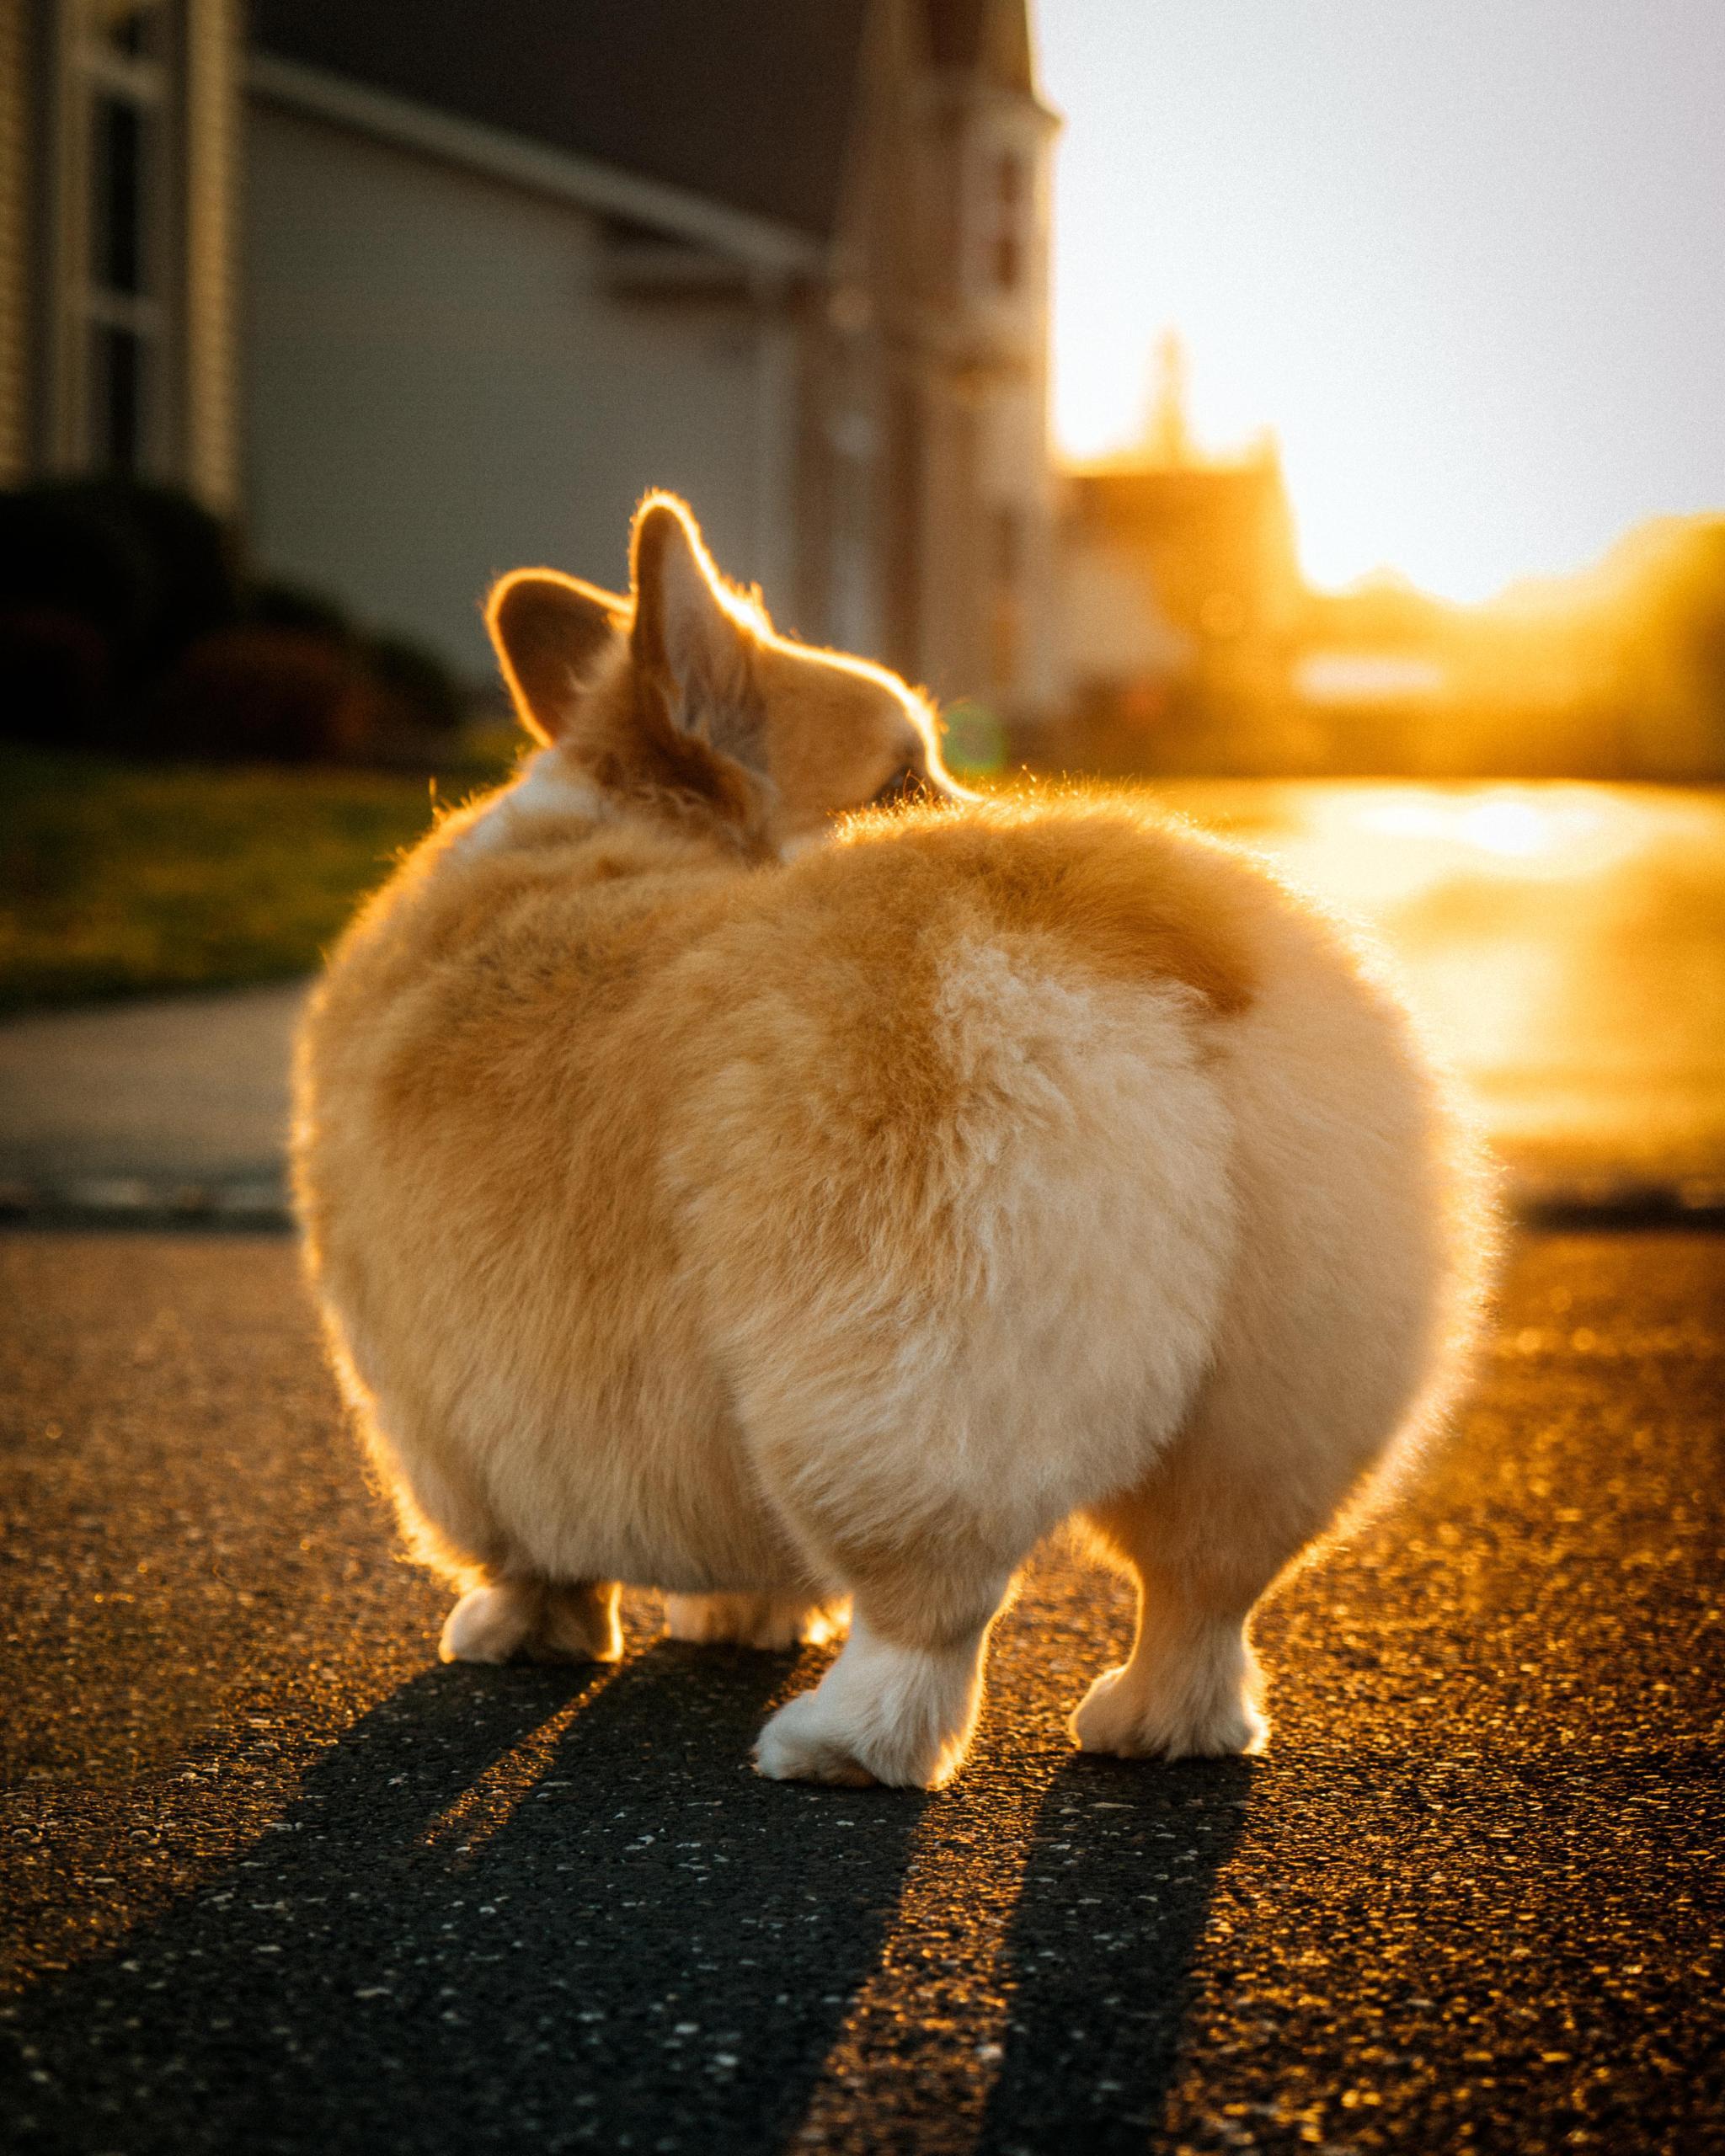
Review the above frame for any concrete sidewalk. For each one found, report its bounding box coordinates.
[0,981,307,1221]
[3,974,1723,1230]
[0,965,1716,1233]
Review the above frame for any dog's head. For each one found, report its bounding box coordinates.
[486,494,964,855]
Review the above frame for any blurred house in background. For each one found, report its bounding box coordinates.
[2,0,1060,718]
[8,1,1720,779]
[0,0,240,511]
[1054,334,1307,772]
[1048,334,1725,782]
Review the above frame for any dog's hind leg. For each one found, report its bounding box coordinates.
[440,1577,623,1666]
[1069,1341,1348,1760]
[1067,1486,1271,1761]
[752,1577,1008,1790]
[663,1591,849,1651]
[1072,1114,1466,1762]
[1069,1226,1442,1761]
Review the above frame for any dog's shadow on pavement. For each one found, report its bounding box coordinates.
[2,1643,938,2155]
[975,1752,1256,2154]
[3,1646,1255,2155]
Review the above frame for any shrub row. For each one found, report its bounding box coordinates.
[0,480,462,765]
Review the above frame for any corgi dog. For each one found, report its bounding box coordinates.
[292,494,1490,1790]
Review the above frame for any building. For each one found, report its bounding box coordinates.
[2,0,1059,714]
[0,0,242,515]
[1058,334,1304,744]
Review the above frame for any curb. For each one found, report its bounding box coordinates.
[1513,1177,1725,1231]
[3,1176,1724,1235]
[0,1177,293,1231]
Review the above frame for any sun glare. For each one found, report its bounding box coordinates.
[1050,334,1535,603]
[1279,453,1512,605]
[1245,784,1701,925]
[1040,5,1725,606]
[1053,360,1549,605]
[1354,794,1578,862]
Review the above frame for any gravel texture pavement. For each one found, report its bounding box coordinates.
[0,1227,1720,2153]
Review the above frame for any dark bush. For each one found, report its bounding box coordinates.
[97,478,243,672]
[1,483,161,656]
[1,478,465,765]
[143,625,373,763]
[245,579,355,641]
[0,488,157,748]
[0,479,240,704]
[0,604,120,750]
[365,634,464,740]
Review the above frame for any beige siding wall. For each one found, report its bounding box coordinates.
[244,103,792,677]
[181,0,241,510]
[0,0,29,485]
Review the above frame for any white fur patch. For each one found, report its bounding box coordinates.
[664,1590,848,1650]
[752,1611,991,1788]
[455,754,607,857]
[691,939,1239,1577]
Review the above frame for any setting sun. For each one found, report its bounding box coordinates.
[1040,1,1725,600]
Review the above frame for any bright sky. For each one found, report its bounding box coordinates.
[1038,2,1725,600]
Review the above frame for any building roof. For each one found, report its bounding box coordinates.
[1066,459,1292,542]
[1065,455,1305,643]
[923,0,1035,91]
[253,0,873,242]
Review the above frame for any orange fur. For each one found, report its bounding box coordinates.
[293,493,1492,1789]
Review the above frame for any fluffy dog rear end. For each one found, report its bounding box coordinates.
[292,494,1491,1790]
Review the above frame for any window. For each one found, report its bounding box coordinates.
[989,504,1023,686]
[74,1,173,474]
[991,151,1023,292]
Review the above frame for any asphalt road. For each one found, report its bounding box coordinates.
[1,1227,1720,2154]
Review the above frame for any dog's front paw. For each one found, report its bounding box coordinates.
[440,1582,536,1664]
[438,1580,621,1666]
[664,1591,848,1652]
[1071,1656,1267,1761]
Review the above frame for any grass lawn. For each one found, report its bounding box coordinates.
[0,744,511,1013]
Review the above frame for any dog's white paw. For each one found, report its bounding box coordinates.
[751,1614,984,1790]
[753,1689,881,1786]
[438,1580,622,1666]
[1071,1655,1267,1760]
[440,1583,536,1664]
[664,1591,849,1652]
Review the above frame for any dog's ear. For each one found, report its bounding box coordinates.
[487,568,627,744]
[629,494,766,774]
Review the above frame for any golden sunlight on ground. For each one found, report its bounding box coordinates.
[1159,781,1725,1198]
